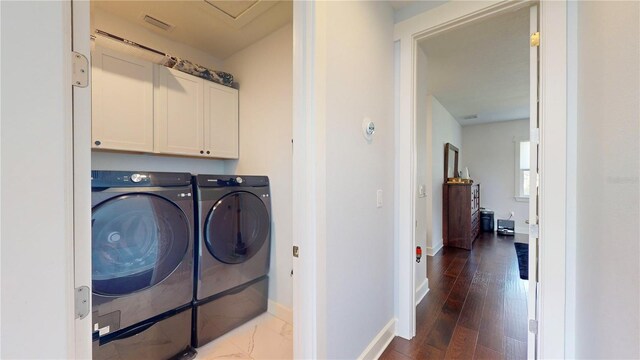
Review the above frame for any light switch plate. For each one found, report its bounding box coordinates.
[377,190,383,208]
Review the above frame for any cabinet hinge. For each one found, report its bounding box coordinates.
[531,128,540,145]
[529,223,540,238]
[529,319,539,334]
[530,32,540,47]
[292,245,299,258]
[75,285,90,319]
[72,52,89,88]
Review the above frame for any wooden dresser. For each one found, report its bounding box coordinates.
[443,183,480,250]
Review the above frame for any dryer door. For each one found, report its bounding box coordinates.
[91,193,190,296]
[205,191,270,264]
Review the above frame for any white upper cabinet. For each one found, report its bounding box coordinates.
[92,46,154,152]
[155,66,205,157]
[204,81,239,159]
[91,46,239,159]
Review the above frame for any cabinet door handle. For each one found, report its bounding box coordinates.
[95,140,101,146]
[200,150,204,154]
[206,150,210,154]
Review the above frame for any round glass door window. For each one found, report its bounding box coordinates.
[205,192,270,264]
[92,194,189,296]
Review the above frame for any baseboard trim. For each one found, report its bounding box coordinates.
[426,242,443,256]
[415,278,429,305]
[267,300,293,325]
[357,318,396,360]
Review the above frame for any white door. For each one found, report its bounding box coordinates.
[528,5,540,359]
[155,66,205,156]
[92,46,154,152]
[204,81,239,159]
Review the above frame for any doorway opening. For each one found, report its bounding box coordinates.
[74,1,295,358]
[388,2,550,358]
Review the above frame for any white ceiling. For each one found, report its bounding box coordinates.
[389,0,419,11]
[390,0,447,23]
[91,0,292,60]
[418,6,530,126]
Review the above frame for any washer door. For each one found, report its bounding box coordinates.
[205,191,269,264]
[92,193,189,296]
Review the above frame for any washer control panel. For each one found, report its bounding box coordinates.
[130,173,148,183]
[91,171,191,187]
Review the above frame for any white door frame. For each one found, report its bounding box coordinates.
[292,1,329,358]
[72,0,93,358]
[528,5,540,358]
[393,1,568,358]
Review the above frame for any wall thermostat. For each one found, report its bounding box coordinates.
[362,118,375,141]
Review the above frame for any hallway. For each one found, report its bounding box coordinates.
[382,233,529,359]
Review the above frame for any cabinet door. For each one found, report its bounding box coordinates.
[155,66,205,156]
[204,82,238,159]
[92,46,154,152]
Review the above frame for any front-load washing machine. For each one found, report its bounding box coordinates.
[193,175,271,347]
[91,171,194,341]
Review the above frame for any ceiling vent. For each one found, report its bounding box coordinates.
[143,15,174,31]
[204,0,258,19]
[462,114,478,120]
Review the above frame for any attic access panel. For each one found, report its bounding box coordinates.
[204,0,258,19]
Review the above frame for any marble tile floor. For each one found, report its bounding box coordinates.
[195,313,293,360]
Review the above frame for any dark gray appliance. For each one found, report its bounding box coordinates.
[193,175,271,347]
[91,171,194,338]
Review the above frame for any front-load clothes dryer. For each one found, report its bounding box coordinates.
[91,171,194,337]
[194,175,271,301]
[193,175,271,347]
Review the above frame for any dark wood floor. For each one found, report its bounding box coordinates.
[381,232,529,360]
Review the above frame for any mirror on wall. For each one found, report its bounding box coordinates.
[444,143,459,182]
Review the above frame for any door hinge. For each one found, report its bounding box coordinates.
[75,285,90,319]
[529,319,539,334]
[292,245,299,258]
[72,52,89,88]
[529,223,540,238]
[530,32,540,47]
[531,128,540,145]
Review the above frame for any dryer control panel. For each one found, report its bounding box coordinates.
[196,175,269,188]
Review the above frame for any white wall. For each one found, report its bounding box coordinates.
[1,1,74,358]
[574,1,640,358]
[223,24,293,312]
[461,119,529,234]
[92,152,226,174]
[321,2,395,358]
[92,9,224,70]
[426,96,461,255]
[414,46,428,296]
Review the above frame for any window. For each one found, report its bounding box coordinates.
[515,140,530,202]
